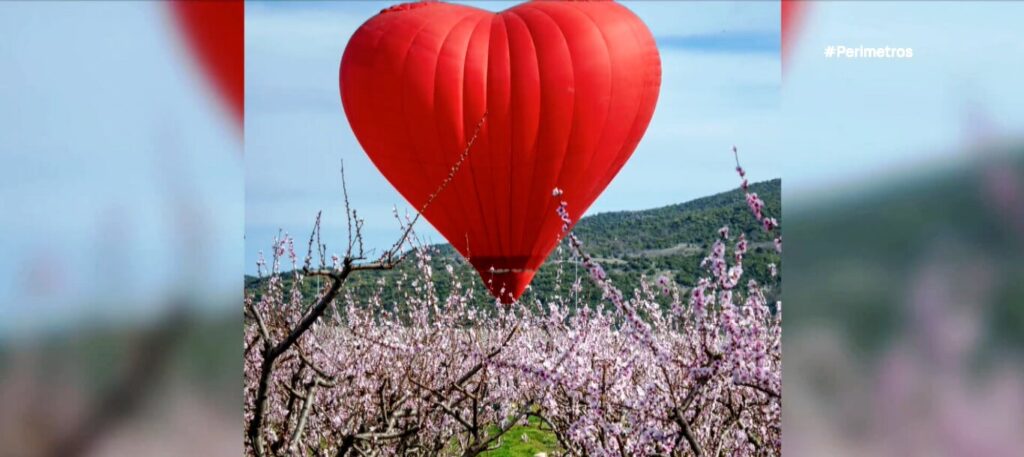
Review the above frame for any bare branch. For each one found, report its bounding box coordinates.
[409,377,475,431]
[305,211,322,271]
[248,114,488,456]
[288,381,319,454]
[246,301,273,350]
[462,403,532,457]
[249,250,415,455]
[341,160,354,257]
[672,408,704,457]
[297,345,337,386]
[738,381,780,399]
[353,428,420,441]
[451,323,518,390]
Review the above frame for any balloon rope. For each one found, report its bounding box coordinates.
[384,112,488,259]
[419,111,488,215]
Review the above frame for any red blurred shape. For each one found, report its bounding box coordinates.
[340,1,661,303]
[171,0,244,130]
[782,0,809,76]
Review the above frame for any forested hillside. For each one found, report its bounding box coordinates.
[245,179,782,310]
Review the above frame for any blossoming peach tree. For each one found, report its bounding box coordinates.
[244,148,781,456]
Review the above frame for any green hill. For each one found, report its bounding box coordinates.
[785,149,1024,355]
[245,179,781,309]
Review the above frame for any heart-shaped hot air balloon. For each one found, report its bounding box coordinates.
[340,0,661,303]
[170,0,244,129]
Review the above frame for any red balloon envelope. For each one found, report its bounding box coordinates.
[781,0,809,76]
[340,1,661,303]
[170,0,245,130]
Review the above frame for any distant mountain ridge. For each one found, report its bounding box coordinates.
[245,179,781,307]
[572,178,781,256]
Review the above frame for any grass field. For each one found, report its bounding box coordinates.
[481,417,560,456]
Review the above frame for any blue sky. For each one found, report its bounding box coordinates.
[245,1,782,273]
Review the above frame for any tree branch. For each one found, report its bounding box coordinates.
[247,113,487,456]
[673,408,704,457]
[288,381,319,454]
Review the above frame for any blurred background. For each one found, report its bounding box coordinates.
[0,2,241,456]
[783,2,1024,456]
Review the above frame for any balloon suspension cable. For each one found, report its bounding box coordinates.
[383,112,489,260]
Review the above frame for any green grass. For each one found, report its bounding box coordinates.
[481,417,561,456]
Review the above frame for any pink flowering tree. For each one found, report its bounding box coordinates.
[244,147,781,456]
